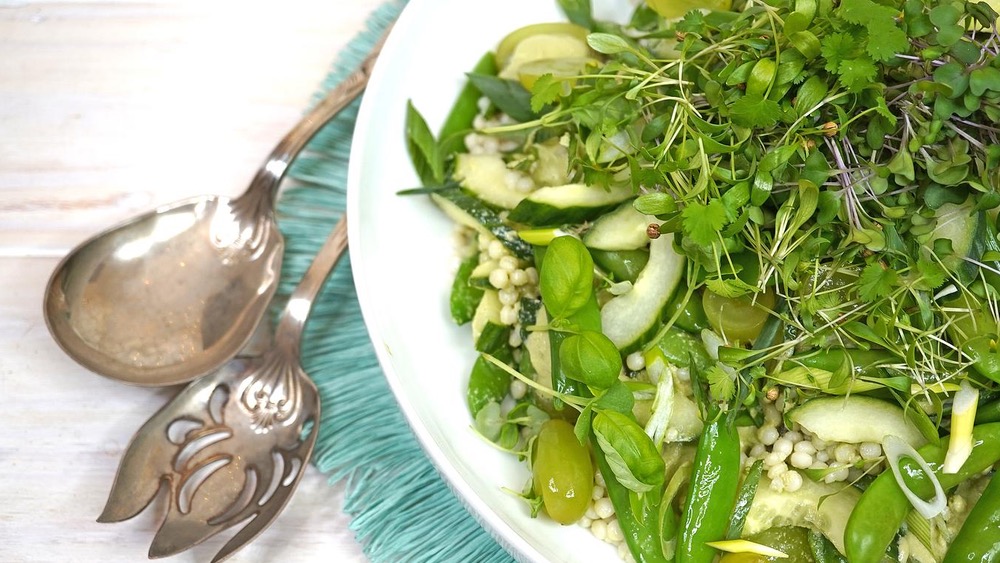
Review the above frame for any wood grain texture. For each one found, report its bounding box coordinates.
[0,1,383,560]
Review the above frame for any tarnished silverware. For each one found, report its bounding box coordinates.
[98,217,348,562]
[43,28,387,387]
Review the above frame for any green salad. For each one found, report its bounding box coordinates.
[403,0,1000,561]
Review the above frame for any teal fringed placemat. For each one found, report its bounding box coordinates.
[272,2,515,561]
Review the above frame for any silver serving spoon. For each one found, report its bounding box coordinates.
[98,216,346,563]
[43,35,385,386]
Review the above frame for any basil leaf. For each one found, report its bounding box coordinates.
[539,236,595,320]
[466,73,536,123]
[559,330,622,389]
[404,101,443,185]
[592,410,665,494]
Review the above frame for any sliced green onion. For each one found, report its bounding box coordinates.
[705,539,788,558]
[882,434,947,518]
[905,509,935,555]
[943,380,979,474]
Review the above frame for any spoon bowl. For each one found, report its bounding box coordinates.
[44,194,283,386]
[43,36,385,386]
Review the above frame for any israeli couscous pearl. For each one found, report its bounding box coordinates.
[488,269,509,289]
[767,461,788,480]
[594,498,615,520]
[525,267,539,285]
[509,269,529,286]
[772,437,794,458]
[794,441,817,455]
[606,518,625,543]
[591,485,605,501]
[859,441,882,460]
[758,426,780,446]
[590,518,608,541]
[781,470,803,492]
[790,451,814,469]
[500,304,518,326]
[824,462,850,483]
[508,330,523,348]
[509,379,527,400]
[488,240,506,260]
[498,255,518,271]
[835,443,859,464]
[498,287,519,306]
[626,352,645,372]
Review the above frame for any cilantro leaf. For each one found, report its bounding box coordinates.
[915,256,947,289]
[728,93,783,128]
[821,32,860,73]
[838,58,878,91]
[682,199,727,246]
[839,0,898,25]
[866,20,909,62]
[858,262,899,302]
[530,74,562,113]
[705,364,736,402]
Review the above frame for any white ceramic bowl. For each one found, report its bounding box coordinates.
[347,1,635,560]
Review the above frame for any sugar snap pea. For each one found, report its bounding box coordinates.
[844,422,1000,563]
[590,435,669,563]
[942,470,1000,562]
[676,415,742,563]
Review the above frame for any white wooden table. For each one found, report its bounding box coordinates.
[0,1,384,560]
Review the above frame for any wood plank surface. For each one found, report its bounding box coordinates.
[0,1,384,560]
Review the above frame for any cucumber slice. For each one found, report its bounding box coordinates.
[495,22,591,71]
[508,183,634,226]
[430,189,533,259]
[601,234,685,351]
[531,139,571,187]
[583,199,655,250]
[787,395,927,448]
[497,27,592,80]
[454,153,530,209]
[743,476,860,557]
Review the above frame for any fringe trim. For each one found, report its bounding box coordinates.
[273,1,513,561]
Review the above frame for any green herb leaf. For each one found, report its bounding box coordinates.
[560,330,623,389]
[405,101,443,185]
[558,0,593,28]
[587,32,632,55]
[592,410,665,494]
[682,199,728,246]
[858,262,899,302]
[705,363,736,401]
[466,73,536,122]
[728,93,783,128]
[539,235,595,320]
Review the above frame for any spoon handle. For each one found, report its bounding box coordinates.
[273,215,349,355]
[239,25,391,209]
